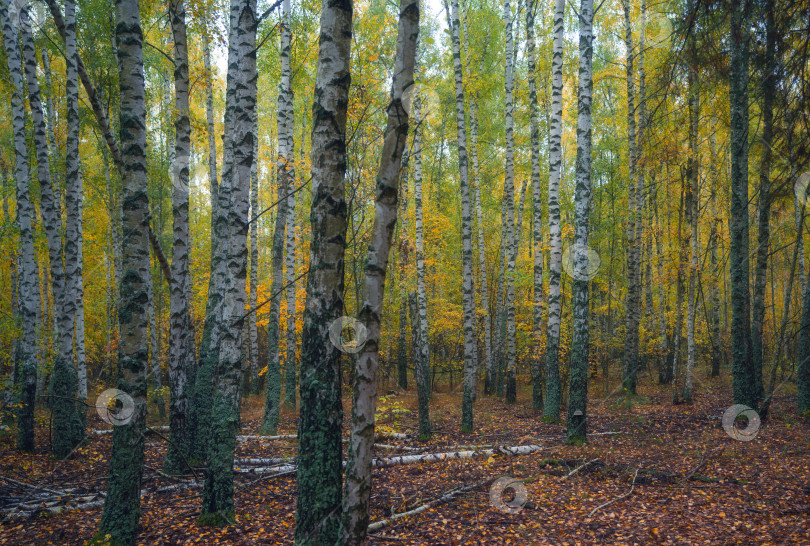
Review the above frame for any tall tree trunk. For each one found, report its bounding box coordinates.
[799,232,810,413]
[751,2,776,402]
[708,118,722,377]
[20,6,84,455]
[284,118,301,409]
[294,0,352,540]
[2,2,41,453]
[672,178,687,400]
[413,95,431,408]
[63,0,85,429]
[188,21,223,461]
[164,0,195,474]
[61,2,86,420]
[199,0,257,524]
[446,0,477,432]
[261,0,293,434]
[527,0,543,411]
[249,107,260,394]
[95,0,150,541]
[683,61,699,403]
[544,0,564,420]
[635,0,648,377]
[502,0,518,405]
[411,99,431,439]
[621,0,641,396]
[342,3,418,539]
[729,0,755,408]
[463,6,492,395]
[566,0,594,444]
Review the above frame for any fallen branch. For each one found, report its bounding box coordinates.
[367,479,493,533]
[561,459,600,481]
[236,432,412,442]
[588,467,640,517]
[237,434,297,441]
[1,480,200,521]
[0,475,69,496]
[374,444,422,452]
[683,447,724,485]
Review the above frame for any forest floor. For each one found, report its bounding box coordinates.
[0,373,808,545]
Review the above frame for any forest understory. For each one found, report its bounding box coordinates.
[2,377,808,545]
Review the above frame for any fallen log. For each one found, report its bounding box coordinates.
[91,425,170,436]
[235,444,544,474]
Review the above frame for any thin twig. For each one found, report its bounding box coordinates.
[561,458,600,481]
[588,467,640,517]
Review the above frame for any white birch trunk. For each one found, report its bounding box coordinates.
[342,3,418,540]
[413,95,430,405]
[526,0,543,411]
[249,107,260,393]
[503,0,518,405]
[164,0,195,474]
[544,0,565,419]
[463,7,492,387]
[566,0,594,444]
[445,0,477,433]
[97,0,151,539]
[2,1,41,452]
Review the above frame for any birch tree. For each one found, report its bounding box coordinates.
[526,0,543,411]
[164,0,195,474]
[294,0,352,539]
[188,21,222,459]
[544,0,564,420]
[249,107,260,394]
[463,7,492,392]
[445,0,477,433]
[95,0,150,541]
[410,98,431,440]
[708,118,722,377]
[19,4,85,455]
[261,0,293,434]
[503,0,518,405]
[567,0,594,444]
[683,59,699,403]
[199,0,257,524]
[413,93,430,413]
[2,0,41,453]
[342,3,418,539]
[621,0,641,396]
[284,118,299,409]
